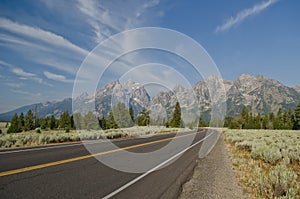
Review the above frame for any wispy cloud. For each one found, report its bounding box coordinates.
[0,60,52,86]
[0,17,88,55]
[76,0,161,43]
[43,71,73,83]
[215,0,279,33]
[11,68,35,77]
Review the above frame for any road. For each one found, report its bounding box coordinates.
[0,129,216,199]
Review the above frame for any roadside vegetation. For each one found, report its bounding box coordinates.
[225,129,300,198]
[0,126,186,148]
[0,102,187,148]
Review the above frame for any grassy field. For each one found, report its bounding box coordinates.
[0,122,9,134]
[0,126,188,149]
[224,129,300,198]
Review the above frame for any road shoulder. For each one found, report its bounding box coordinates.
[179,133,248,199]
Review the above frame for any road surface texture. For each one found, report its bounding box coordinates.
[0,130,215,199]
[179,133,249,199]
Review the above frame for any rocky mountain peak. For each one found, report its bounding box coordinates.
[294,84,300,93]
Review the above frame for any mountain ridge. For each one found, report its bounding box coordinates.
[1,74,299,121]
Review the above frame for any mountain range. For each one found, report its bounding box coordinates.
[1,74,299,122]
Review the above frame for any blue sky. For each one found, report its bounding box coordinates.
[0,0,299,113]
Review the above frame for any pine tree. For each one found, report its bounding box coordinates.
[59,111,71,129]
[7,113,22,133]
[135,108,150,126]
[294,103,300,130]
[285,108,294,130]
[112,103,133,128]
[170,102,181,128]
[49,115,57,130]
[198,117,208,127]
[19,112,25,130]
[129,105,134,122]
[107,111,119,129]
[100,116,107,130]
[24,110,34,131]
[84,111,99,130]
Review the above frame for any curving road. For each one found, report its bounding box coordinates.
[0,129,215,199]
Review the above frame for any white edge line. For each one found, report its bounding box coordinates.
[0,142,84,154]
[102,130,218,199]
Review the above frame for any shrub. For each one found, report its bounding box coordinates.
[36,129,41,134]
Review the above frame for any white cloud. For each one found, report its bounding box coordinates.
[43,71,73,83]
[5,82,23,88]
[12,68,35,77]
[215,0,279,33]
[0,17,89,56]
[76,0,161,43]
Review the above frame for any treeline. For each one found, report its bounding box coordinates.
[7,110,75,133]
[224,104,300,130]
[6,101,184,134]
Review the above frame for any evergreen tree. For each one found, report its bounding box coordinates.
[73,113,85,130]
[107,111,119,129]
[129,105,134,121]
[99,116,107,130]
[84,111,99,130]
[285,108,294,130]
[70,115,75,129]
[24,110,34,131]
[7,113,22,133]
[49,115,57,130]
[59,111,71,129]
[198,117,208,127]
[294,103,300,130]
[112,103,133,128]
[135,108,150,126]
[19,112,25,131]
[170,102,181,128]
[40,117,49,129]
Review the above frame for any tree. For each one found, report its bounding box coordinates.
[107,111,119,129]
[129,105,134,122]
[24,110,34,131]
[40,117,49,129]
[59,111,71,129]
[112,103,133,128]
[70,115,75,129]
[84,111,99,130]
[170,102,181,128]
[99,116,107,130]
[198,117,208,127]
[294,103,300,130]
[135,108,150,126]
[49,115,57,130]
[73,112,85,130]
[285,108,294,130]
[7,113,22,133]
[19,112,25,130]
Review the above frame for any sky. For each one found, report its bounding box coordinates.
[0,0,299,113]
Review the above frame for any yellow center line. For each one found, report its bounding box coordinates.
[0,132,197,177]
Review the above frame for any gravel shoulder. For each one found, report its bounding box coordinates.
[179,133,248,199]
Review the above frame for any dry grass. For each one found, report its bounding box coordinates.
[0,126,187,149]
[224,129,300,198]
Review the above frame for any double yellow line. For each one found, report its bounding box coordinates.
[0,132,197,177]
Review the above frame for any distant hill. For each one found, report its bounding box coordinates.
[0,74,299,121]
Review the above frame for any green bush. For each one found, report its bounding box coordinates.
[36,129,41,134]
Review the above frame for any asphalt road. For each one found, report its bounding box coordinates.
[0,129,214,199]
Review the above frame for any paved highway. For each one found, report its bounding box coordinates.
[0,129,216,199]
